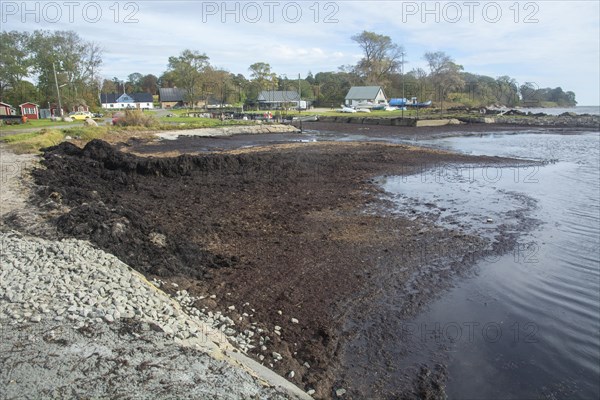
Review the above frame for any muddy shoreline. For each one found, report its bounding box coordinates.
[119,121,593,157]
[17,135,542,399]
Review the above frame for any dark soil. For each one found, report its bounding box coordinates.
[31,139,523,398]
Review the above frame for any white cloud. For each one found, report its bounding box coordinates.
[3,0,598,103]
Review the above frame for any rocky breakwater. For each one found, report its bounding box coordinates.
[460,111,600,129]
[0,230,310,399]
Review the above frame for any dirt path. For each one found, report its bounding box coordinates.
[0,144,38,221]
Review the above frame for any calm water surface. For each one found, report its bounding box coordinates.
[383,132,599,399]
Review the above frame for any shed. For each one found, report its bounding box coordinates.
[0,102,16,116]
[344,86,387,107]
[19,102,40,120]
[158,87,205,108]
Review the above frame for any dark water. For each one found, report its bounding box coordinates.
[383,133,600,399]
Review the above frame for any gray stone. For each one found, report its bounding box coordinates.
[83,118,98,127]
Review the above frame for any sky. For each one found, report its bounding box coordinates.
[2,0,599,104]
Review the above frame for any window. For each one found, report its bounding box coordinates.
[110,104,114,108]
[23,107,36,114]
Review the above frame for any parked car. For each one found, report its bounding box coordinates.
[69,111,94,120]
[93,112,104,118]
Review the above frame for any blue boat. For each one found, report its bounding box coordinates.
[389,97,432,108]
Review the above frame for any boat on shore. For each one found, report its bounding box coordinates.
[389,97,432,108]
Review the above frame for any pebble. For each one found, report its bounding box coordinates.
[336,388,347,397]
[0,232,264,383]
[291,318,299,324]
[307,389,315,396]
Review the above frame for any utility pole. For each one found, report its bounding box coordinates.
[53,63,63,117]
[401,51,405,119]
[298,73,301,114]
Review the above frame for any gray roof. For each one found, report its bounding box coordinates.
[257,91,300,102]
[345,86,384,100]
[159,87,187,102]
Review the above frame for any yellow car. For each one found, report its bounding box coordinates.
[69,111,94,120]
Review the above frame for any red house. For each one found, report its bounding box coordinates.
[0,101,16,116]
[19,102,39,120]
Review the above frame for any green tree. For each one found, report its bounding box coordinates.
[127,72,143,92]
[423,51,465,102]
[28,30,103,109]
[494,76,519,106]
[140,74,159,94]
[248,62,278,100]
[0,31,33,103]
[167,49,210,108]
[101,78,117,94]
[313,71,357,107]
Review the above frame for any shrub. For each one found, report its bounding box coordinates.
[114,109,158,127]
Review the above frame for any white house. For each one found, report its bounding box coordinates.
[101,93,154,110]
[344,86,387,107]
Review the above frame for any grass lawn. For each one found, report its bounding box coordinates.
[1,129,66,153]
[0,119,83,131]
[1,116,257,153]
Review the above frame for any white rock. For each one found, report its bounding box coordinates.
[291,318,299,324]
[336,388,347,397]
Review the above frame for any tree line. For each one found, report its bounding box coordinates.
[0,29,576,111]
[0,30,102,110]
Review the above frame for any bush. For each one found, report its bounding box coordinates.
[114,109,158,127]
